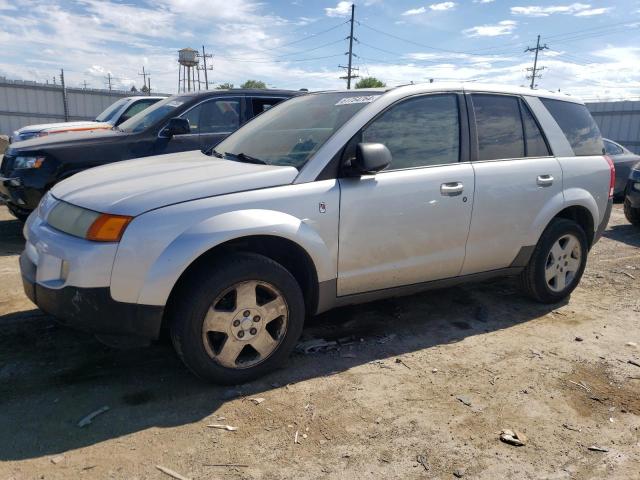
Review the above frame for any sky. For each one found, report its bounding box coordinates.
[0,0,639,101]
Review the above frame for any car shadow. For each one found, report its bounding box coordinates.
[0,276,566,461]
[0,216,24,257]
[603,223,640,248]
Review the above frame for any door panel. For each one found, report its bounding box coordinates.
[461,157,563,274]
[337,164,475,295]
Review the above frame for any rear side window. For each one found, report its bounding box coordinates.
[252,97,285,115]
[541,98,604,156]
[472,95,524,161]
[604,140,623,156]
[521,101,551,157]
[362,94,460,169]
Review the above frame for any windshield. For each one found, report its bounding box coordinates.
[95,98,130,123]
[119,96,192,133]
[214,91,382,169]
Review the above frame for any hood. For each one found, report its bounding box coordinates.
[9,128,125,150]
[50,150,299,216]
[17,121,107,134]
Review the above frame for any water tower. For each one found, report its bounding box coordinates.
[178,48,200,92]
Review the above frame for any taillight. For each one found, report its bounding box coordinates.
[605,155,615,198]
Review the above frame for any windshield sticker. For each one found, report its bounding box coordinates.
[335,95,377,106]
[167,101,184,107]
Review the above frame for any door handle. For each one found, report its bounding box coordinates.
[537,174,554,187]
[440,182,464,196]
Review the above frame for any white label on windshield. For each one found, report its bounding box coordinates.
[167,100,184,107]
[335,95,377,106]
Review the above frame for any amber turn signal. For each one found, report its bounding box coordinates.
[86,214,133,242]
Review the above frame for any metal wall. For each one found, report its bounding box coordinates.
[587,100,640,154]
[0,78,144,136]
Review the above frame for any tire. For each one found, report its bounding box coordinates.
[624,198,640,226]
[7,204,30,223]
[520,218,588,303]
[169,252,305,384]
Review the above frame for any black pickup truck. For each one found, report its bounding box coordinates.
[0,89,299,220]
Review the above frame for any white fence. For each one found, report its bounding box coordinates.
[0,78,165,136]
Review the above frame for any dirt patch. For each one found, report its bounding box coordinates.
[563,363,640,417]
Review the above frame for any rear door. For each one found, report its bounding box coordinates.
[337,93,475,295]
[249,96,289,118]
[461,93,563,275]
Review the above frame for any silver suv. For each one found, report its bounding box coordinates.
[20,84,614,383]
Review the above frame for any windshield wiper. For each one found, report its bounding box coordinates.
[225,152,268,165]
[210,149,224,158]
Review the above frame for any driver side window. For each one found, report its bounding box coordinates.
[361,94,460,170]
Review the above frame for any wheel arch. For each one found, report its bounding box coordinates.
[134,209,333,313]
[165,234,321,322]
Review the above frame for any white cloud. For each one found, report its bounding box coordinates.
[510,3,594,17]
[402,7,427,16]
[574,7,612,16]
[464,20,518,37]
[430,2,456,11]
[325,1,352,17]
[473,0,495,3]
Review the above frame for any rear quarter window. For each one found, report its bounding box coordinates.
[541,98,604,156]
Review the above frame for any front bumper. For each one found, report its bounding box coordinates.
[625,177,640,208]
[21,252,163,340]
[19,213,164,340]
[0,171,47,212]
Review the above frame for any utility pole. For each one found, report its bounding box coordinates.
[106,72,113,91]
[525,35,548,89]
[139,66,149,94]
[60,69,69,121]
[339,4,358,89]
[147,76,151,94]
[200,45,214,90]
[82,80,88,89]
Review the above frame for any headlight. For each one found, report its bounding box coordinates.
[14,155,45,169]
[47,201,132,242]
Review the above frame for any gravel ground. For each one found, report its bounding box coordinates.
[0,204,638,480]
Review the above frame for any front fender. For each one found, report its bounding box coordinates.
[135,209,333,306]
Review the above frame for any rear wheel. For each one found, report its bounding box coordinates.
[624,198,640,226]
[521,218,588,303]
[169,252,305,384]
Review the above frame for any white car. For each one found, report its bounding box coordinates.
[10,96,165,143]
[21,83,613,384]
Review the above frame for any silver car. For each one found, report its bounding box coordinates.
[20,84,613,383]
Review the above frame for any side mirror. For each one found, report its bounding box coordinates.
[353,143,391,174]
[159,117,190,138]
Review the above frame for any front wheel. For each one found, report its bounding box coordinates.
[521,218,588,303]
[169,253,305,384]
[624,198,640,226]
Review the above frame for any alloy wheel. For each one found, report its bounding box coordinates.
[201,280,289,369]
[544,234,582,293]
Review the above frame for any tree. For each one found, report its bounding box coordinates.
[130,85,138,92]
[216,82,234,89]
[355,77,386,89]
[241,79,267,89]
[141,84,149,93]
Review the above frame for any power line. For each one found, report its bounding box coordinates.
[525,35,548,89]
[340,3,358,89]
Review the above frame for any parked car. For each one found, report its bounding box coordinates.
[20,84,613,384]
[0,89,297,220]
[603,138,640,199]
[624,162,640,226]
[9,96,166,143]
